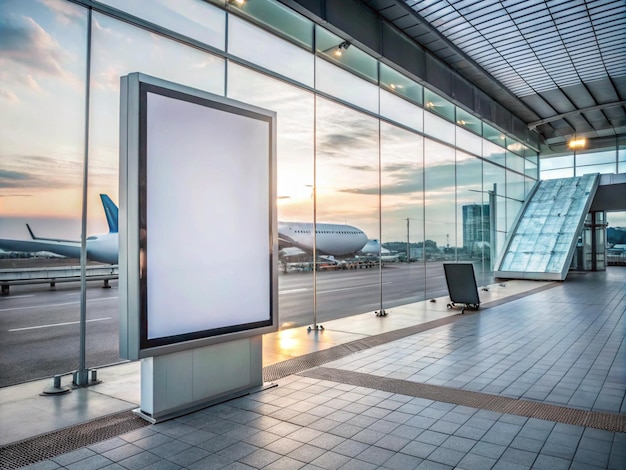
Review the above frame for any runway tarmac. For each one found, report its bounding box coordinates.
[0,262,494,387]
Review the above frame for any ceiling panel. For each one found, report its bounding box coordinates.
[362,0,626,146]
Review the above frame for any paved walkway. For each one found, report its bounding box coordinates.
[1,269,624,469]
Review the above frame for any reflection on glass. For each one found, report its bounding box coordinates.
[424,89,454,122]
[381,122,424,307]
[228,15,314,87]
[315,26,377,82]
[506,152,525,174]
[89,12,225,232]
[456,152,487,273]
[0,0,88,385]
[227,0,313,49]
[576,149,616,166]
[424,111,455,145]
[98,0,225,50]
[483,161,506,263]
[456,107,481,135]
[483,140,506,167]
[316,58,378,113]
[483,122,506,147]
[227,63,315,329]
[424,138,455,298]
[506,137,527,157]
[541,167,575,180]
[576,163,617,176]
[379,63,422,105]
[380,89,423,132]
[0,1,87,240]
[315,97,380,320]
[507,170,526,201]
[456,126,482,155]
[525,157,538,179]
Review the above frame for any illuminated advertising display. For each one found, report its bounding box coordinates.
[120,73,277,359]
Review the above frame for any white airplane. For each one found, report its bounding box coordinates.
[278,221,368,257]
[0,196,369,263]
[0,195,119,264]
[359,239,400,262]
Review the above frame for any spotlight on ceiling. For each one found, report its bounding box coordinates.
[333,41,351,57]
[568,138,587,149]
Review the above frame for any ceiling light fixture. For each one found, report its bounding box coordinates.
[568,138,587,149]
[333,41,351,57]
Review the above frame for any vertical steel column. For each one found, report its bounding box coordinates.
[75,8,93,387]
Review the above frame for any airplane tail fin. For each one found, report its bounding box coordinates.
[100,194,119,233]
[26,224,37,240]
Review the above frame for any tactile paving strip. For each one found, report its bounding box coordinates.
[299,367,626,433]
[0,411,149,470]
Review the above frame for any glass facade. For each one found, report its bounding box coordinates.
[0,0,538,385]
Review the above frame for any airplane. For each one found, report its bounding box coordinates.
[278,221,368,257]
[359,239,400,262]
[0,196,369,264]
[0,195,119,264]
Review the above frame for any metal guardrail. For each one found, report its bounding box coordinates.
[0,265,118,295]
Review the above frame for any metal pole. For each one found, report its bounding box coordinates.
[75,9,92,386]
[407,218,410,261]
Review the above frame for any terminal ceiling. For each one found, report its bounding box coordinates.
[361,0,626,151]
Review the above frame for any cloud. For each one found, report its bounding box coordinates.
[23,74,42,93]
[37,0,85,25]
[0,155,81,190]
[0,15,69,78]
[0,87,19,103]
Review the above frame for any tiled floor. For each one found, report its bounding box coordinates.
[3,269,625,469]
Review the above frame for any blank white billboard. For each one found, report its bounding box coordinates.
[119,73,277,359]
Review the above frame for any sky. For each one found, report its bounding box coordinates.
[1,0,624,247]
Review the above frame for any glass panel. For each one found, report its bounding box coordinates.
[316,26,378,82]
[506,138,527,157]
[227,0,313,49]
[576,163,617,176]
[379,63,423,105]
[315,97,380,321]
[457,151,491,282]
[483,122,506,146]
[507,152,525,174]
[380,122,425,309]
[229,15,314,87]
[227,63,315,330]
[507,169,526,201]
[424,138,456,299]
[541,167,575,180]
[424,111,455,145]
[456,125,482,155]
[424,89,455,122]
[90,11,225,215]
[483,161,506,265]
[380,89,423,132]
[576,149,616,166]
[456,107,482,135]
[540,154,574,170]
[88,12,225,367]
[0,0,88,386]
[316,58,378,113]
[98,0,225,50]
[525,157,538,179]
[483,139,506,167]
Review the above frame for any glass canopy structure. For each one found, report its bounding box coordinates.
[495,173,600,280]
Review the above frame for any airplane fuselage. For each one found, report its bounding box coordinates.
[278,221,368,257]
